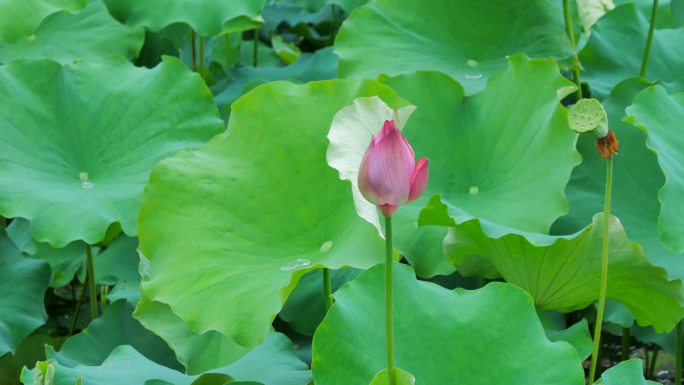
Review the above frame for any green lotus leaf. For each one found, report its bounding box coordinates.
[0,0,86,43]
[212,47,339,120]
[0,57,224,247]
[21,333,310,385]
[328,57,579,276]
[0,0,144,64]
[311,264,584,384]
[138,79,407,348]
[54,300,181,370]
[579,3,684,98]
[279,268,361,336]
[103,0,267,36]
[675,0,684,27]
[595,359,659,385]
[625,86,684,253]
[335,0,571,94]
[553,78,684,298]
[379,57,577,275]
[546,319,593,360]
[0,233,51,357]
[135,299,250,374]
[435,211,682,332]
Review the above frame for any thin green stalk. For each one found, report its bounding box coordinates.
[224,33,232,66]
[385,215,395,385]
[640,0,659,77]
[588,158,613,384]
[86,244,98,320]
[621,327,631,361]
[648,346,659,378]
[190,30,197,72]
[253,29,259,67]
[323,268,333,311]
[676,321,682,384]
[198,36,205,74]
[100,285,109,312]
[68,276,89,336]
[563,0,583,99]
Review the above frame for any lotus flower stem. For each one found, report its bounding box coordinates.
[385,215,396,385]
[68,275,89,336]
[588,157,613,384]
[86,244,98,320]
[253,29,260,67]
[198,36,205,75]
[676,321,682,384]
[190,29,197,72]
[621,327,631,361]
[323,268,333,311]
[563,0,583,99]
[640,0,659,77]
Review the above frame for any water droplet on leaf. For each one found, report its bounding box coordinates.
[280,258,311,272]
[465,73,483,80]
[320,241,333,252]
[466,59,478,68]
[469,186,479,194]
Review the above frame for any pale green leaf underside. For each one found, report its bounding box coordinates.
[439,212,682,332]
[312,264,584,385]
[0,57,224,247]
[335,0,571,94]
[0,0,144,64]
[626,86,684,254]
[138,79,406,348]
[103,0,266,36]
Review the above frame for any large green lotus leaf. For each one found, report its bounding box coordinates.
[0,57,224,247]
[0,0,144,64]
[311,264,584,385]
[675,0,684,26]
[579,3,684,98]
[334,0,571,94]
[625,86,684,253]
[21,333,310,385]
[138,79,407,348]
[595,359,659,385]
[135,298,250,374]
[374,57,578,275]
[0,0,86,43]
[54,300,181,370]
[553,78,684,299]
[103,0,266,36]
[436,210,682,332]
[0,234,51,357]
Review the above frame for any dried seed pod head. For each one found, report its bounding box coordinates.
[596,129,619,159]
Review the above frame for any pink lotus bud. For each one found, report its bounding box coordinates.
[358,120,429,217]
